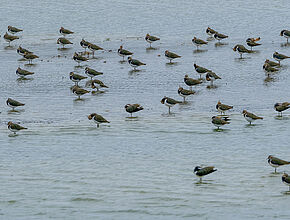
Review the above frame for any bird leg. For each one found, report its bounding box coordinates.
[275,168,276,173]
[168,107,171,114]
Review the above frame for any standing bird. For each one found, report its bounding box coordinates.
[73,52,88,66]
[206,72,221,86]
[165,50,181,63]
[233,44,252,58]
[246,37,260,43]
[6,98,25,111]
[178,87,195,102]
[91,79,108,92]
[57,37,73,48]
[274,102,290,116]
[194,63,211,79]
[118,46,133,61]
[268,155,290,173]
[80,39,90,52]
[273,52,290,65]
[125,104,144,117]
[23,52,39,64]
[127,57,146,70]
[145,33,160,48]
[264,59,280,67]
[192,37,208,50]
[88,43,103,58]
[193,166,217,183]
[17,46,32,56]
[242,110,263,125]
[59,27,74,36]
[184,75,202,91]
[88,113,110,128]
[206,27,217,37]
[214,32,228,42]
[216,101,233,115]
[85,67,103,80]
[72,86,89,99]
[280,30,290,43]
[3,32,19,46]
[69,72,87,86]
[16,67,34,78]
[263,63,278,77]
[8,26,23,34]
[7,121,27,135]
[282,173,290,191]
[246,40,261,50]
[160,97,182,114]
[211,116,230,129]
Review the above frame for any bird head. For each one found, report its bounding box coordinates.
[160,97,167,104]
[7,121,13,126]
[88,113,96,120]
[193,166,201,173]
[233,45,238,51]
[274,103,280,108]
[242,110,247,115]
[280,30,285,36]
[268,155,273,160]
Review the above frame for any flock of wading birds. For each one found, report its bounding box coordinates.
[2,26,290,188]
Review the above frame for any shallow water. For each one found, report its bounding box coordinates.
[0,0,290,219]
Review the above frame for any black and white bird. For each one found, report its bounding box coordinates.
[125,104,144,117]
[193,166,217,183]
[268,155,290,173]
[242,110,263,125]
[127,57,146,70]
[211,116,230,129]
[282,173,290,191]
[160,97,182,114]
[206,72,221,86]
[280,30,290,43]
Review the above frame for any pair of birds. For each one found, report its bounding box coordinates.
[3,26,23,46]
[268,155,290,191]
[263,59,280,76]
[79,39,103,57]
[16,45,39,64]
[70,75,108,99]
[194,63,221,86]
[205,27,228,42]
[263,52,289,77]
[57,27,74,48]
[6,99,26,135]
[193,156,290,188]
[88,104,144,127]
[232,38,261,58]
[212,101,233,129]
